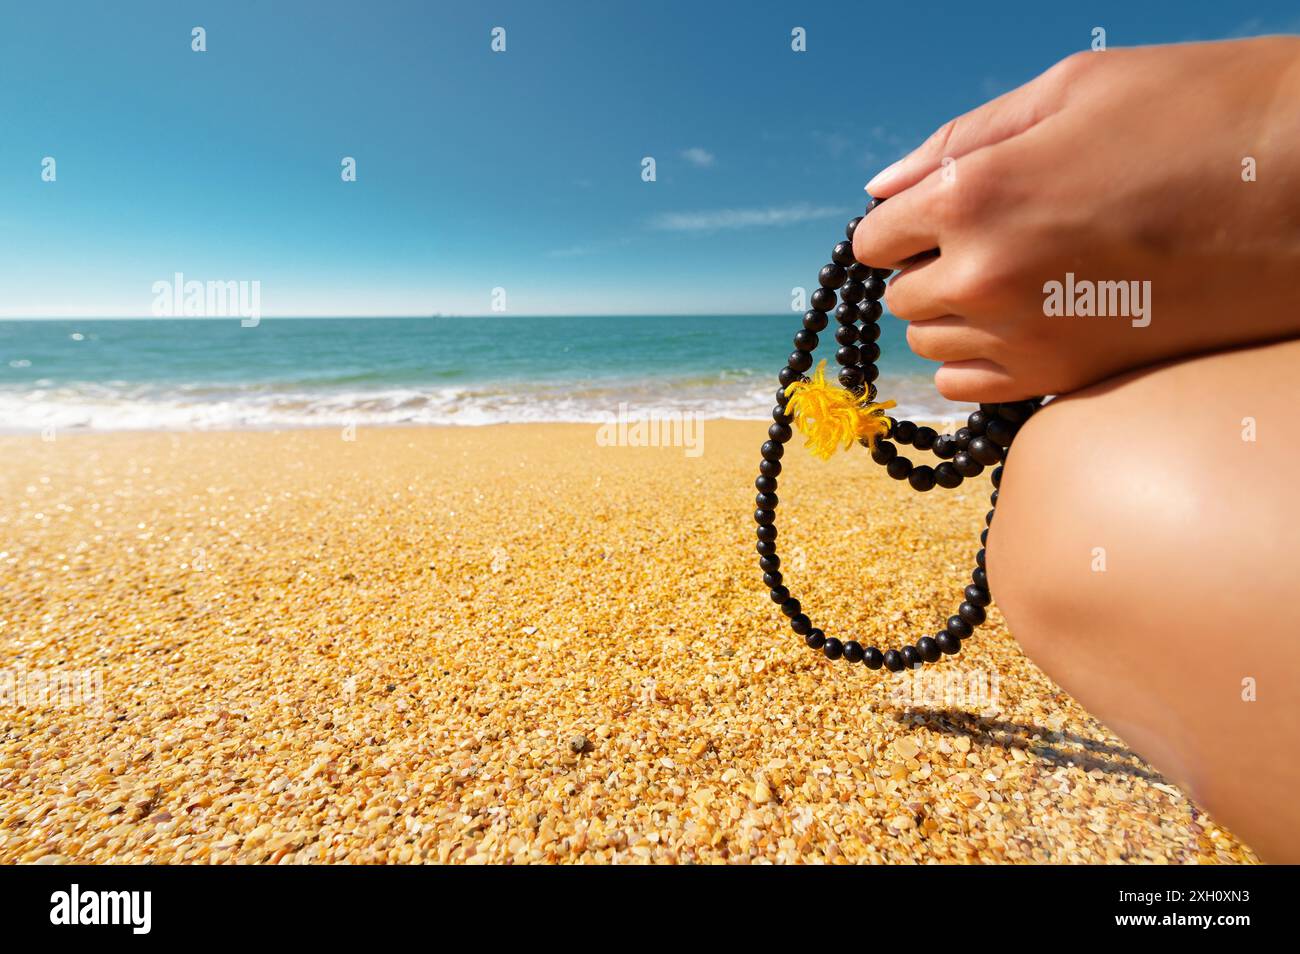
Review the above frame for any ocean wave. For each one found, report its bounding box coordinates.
[0,373,969,432]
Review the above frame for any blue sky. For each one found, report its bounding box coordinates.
[1,0,1295,317]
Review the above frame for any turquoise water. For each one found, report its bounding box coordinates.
[0,316,950,431]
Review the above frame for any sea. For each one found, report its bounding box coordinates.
[0,316,959,432]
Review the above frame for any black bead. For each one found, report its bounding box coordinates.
[856,299,883,322]
[946,616,973,639]
[805,628,826,649]
[776,387,790,406]
[759,554,780,571]
[984,416,1016,448]
[778,367,802,388]
[772,406,791,426]
[822,637,844,660]
[790,613,812,635]
[932,434,957,459]
[865,196,883,213]
[892,420,917,444]
[847,263,871,283]
[908,465,936,492]
[871,267,892,280]
[862,276,886,301]
[863,647,884,670]
[859,321,881,343]
[769,585,789,603]
[912,426,937,450]
[781,598,801,618]
[952,452,984,478]
[839,281,865,305]
[958,601,986,626]
[759,458,781,477]
[793,329,818,351]
[990,465,1003,488]
[972,567,988,588]
[842,640,864,663]
[901,645,921,669]
[768,423,792,444]
[968,436,1003,466]
[810,287,836,312]
[831,241,856,266]
[886,456,913,480]
[980,528,989,547]
[934,462,963,488]
[883,649,905,672]
[916,636,942,663]
[975,548,985,568]
[756,540,776,556]
[763,570,782,588]
[760,440,784,461]
[989,490,998,507]
[964,584,991,607]
[837,366,864,390]
[819,263,847,289]
[845,217,863,241]
[834,324,859,346]
[860,363,880,384]
[755,475,777,493]
[834,303,857,324]
[788,350,813,373]
[835,345,860,366]
[953,426,973,449]
[754,508,775,526]
[870,439,897,465]
[936,632,962,655]
[997,400,1035,423]
[755,492,778,509]
[757,524,777,542]
[966,410,989,436]
[802,310,828,332]
[858,341,881,364]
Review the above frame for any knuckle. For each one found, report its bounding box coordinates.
[933,366,981,402]
[942,253,1002,309]
[905,322,938,359]
[851,220,873,265]
[936,155,997,228]
[927,118,958,158]
[1051,50,1097,83]
[883,278,914,318]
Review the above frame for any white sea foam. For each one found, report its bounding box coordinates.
[0,374,966,433]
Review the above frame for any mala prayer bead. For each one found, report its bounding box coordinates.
[754,197,1045,673]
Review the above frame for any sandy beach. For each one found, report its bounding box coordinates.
[0,421,1257,863]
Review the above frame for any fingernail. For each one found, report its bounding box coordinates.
[865,160,903,195]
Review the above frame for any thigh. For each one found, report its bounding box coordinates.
[988,336,1300,862]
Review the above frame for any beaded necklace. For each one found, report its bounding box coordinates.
[755,197,1043,673]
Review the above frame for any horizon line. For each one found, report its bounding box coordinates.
[0,312,797,321]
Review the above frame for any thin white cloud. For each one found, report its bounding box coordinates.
[680,147,716,168]
[650,203,840,233]
[1224,15,1300,38]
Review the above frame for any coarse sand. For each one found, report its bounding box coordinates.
[0,422,1257,863]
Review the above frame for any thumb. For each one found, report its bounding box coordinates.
[865,55,1080,198]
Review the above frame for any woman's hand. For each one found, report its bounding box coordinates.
[853,37,1300,402]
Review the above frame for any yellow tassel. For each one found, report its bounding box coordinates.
[783,361,896,460]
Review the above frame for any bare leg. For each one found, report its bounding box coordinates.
[988,337,1300,862]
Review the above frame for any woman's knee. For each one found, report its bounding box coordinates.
[984,340,1300,859]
